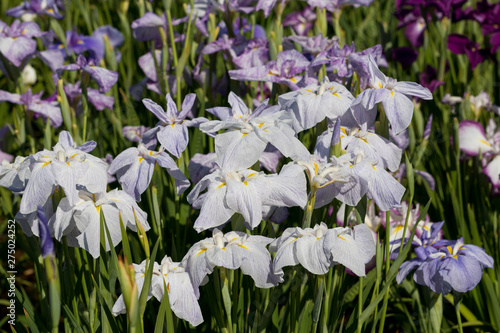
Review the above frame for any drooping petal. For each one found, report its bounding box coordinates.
[459,120,493,156]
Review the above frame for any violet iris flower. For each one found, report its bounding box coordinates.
[398,235,494,295]
[419,65,444,93]
[283,6,316,36]
[56,55,119,93]
[64,82,115,113]
[447,34,489,69]
[142,94,207,158]
[38,205,55,258]
[392,47,418,70]
[0,20,44,67]
[7,0,64,19]
[0,89,62,128]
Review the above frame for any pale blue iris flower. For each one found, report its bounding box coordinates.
[181,229,279,297]
[49,189,149,258]
[19,131,108,215]
[187,162,307,231]
[112,257,203,326]
[270,222,376,278]
[200,92,309,170]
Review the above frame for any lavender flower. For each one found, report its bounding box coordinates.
[142,94,207,158]
[0,89,62,128]
[7,0,64,19]
[56,55,119,93]
[0,19,44,66]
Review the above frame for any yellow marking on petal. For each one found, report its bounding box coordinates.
[360,138,367,144]
[22,29,27,34]
[139,274,145,278]
[222,247,226,250]
[313,162,319,175]
[229,237,238,242]
[290,237,298,243]
[423,225,430,231]
[349,164,353,168]
[332,93,340,97]
[247,173,257,177]
[138,157,144,164]
[95,205,101,213]
[41,162,51,167]
[242,133,248,137]
[149,150,154,155]
[258,123,264,128]
[58,44,64,49]
[243,182,248,186]
[12,37,17,41]
[77,40,84,45]
[66,162,71,166]
[378,82,383,89]
[268,72,276,76]
[195,248,207,256]
[338,235,347,241]
[238,244,249,250]
[171,124,175,128]
[216,182,226,189]
[341,128,347,135]
[70,153,80,159]
[447,246,453,254]
[372,165,377,170]
[453,255,458,260]
[290,77,297,83]
[47,8,54,13]
[304,89,313,93]
[479,139,491,146]
[391,91,394,97]
[166,283,170,293]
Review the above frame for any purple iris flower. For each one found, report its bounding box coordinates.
[229,49,310,90]
[0,20,44,67]
[0,89,62,128]
[447,34,489,69]
[56,55,119,93]
[64,82,115,113]
[137,50,177,96]
[419,65,444,93]
[131,12,166,47]
[311,40,387,88]
[142,94,207,158]
[392,47,418,70]
[398,236,494,295]
[7,0,64,19]
[284,34,337,55]
[37,205,55,258]
[283,6,317,36]
[203,36,269,69]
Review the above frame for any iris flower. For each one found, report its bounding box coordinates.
[109,142,190,202]
[50,189,149,258]
[187,162,307,231]
[112,257,204,326]
[270,222,376,278]
[351,55,433,134]
[19,131,108,215]
[0,19,44,67]
[142,93,207,158]
[181,229,279,297]
[200,92,309,170]
[278,77,354,132]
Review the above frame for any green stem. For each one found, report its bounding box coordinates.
[302,186,317,228]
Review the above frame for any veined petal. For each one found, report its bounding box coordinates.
[381,91,414,135]
[157,123,189,158]
[225,178,262,229]
[193,183,234,232]
[295,235,330,275]
[215,130,267,171]
[483,155,500,188]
